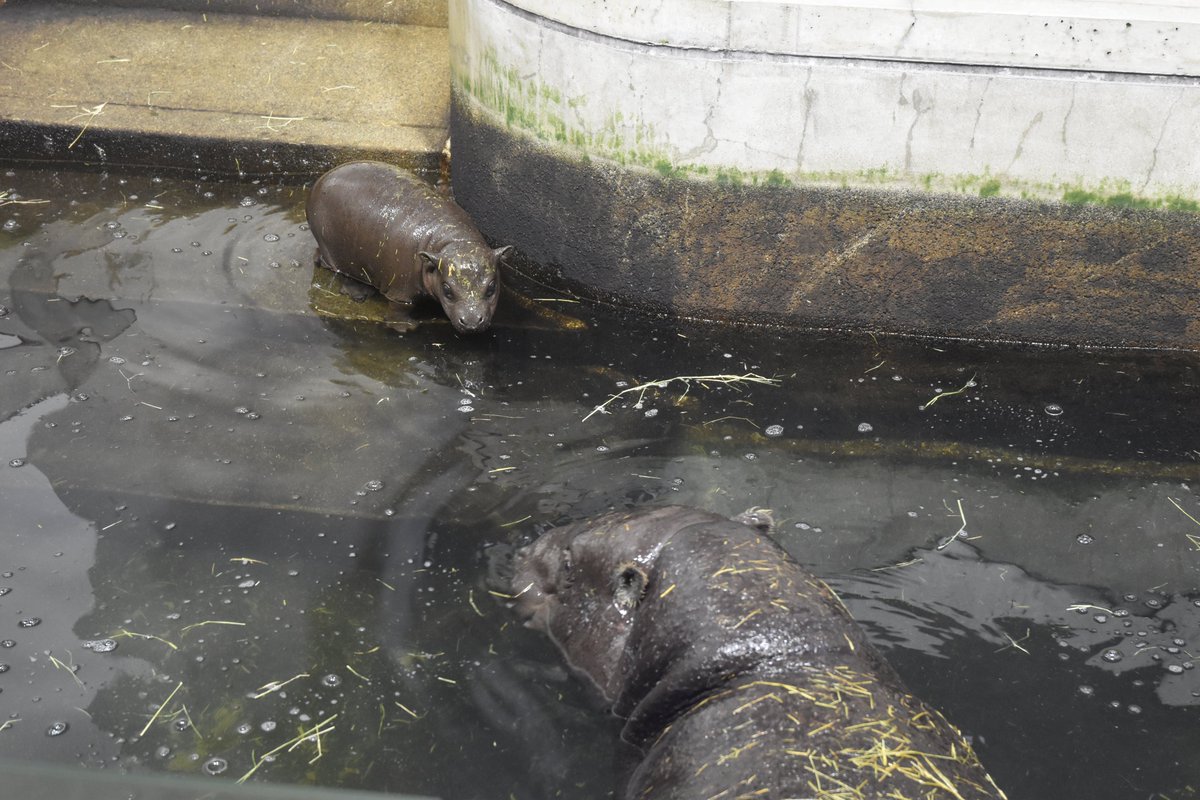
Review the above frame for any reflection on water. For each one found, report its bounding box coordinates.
[1,165,1199,800]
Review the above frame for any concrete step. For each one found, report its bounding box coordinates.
[0,1,448,174]
[34,0,446,26]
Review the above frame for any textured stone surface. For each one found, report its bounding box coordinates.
[0,2,448,174]
[453,95,1200,350]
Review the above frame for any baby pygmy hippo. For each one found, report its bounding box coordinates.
[511,505,1008,800]
[306,161,511,334]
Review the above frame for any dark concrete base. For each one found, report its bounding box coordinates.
[451,91,1200,351]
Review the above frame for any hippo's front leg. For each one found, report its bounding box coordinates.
[385,300,420,333]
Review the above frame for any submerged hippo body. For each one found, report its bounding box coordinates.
[512,506,1007,800]
[306,161,510,334]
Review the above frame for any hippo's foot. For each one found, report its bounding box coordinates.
[385,301,420,333]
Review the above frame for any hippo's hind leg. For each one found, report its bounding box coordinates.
[385,300,420,333]
[314,252,377,303]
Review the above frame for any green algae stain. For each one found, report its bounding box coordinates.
[456,47,1199,214]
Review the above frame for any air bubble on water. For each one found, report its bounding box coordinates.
[2,220,19,232]
[109,356,126,365]
[764,424,783,437]
[1128,704,1142,714]
[364,480,383,492]
[263,233,280,242]
[1167,664,1184,674]
[1044,403,1064,416]
[236,723,252,735]
[260,720,277,732]
[46,721,68,737]
[18,618,40,628]
[1,640,17,648]
[0,664,9,672]
[174,718,190,731]
[596,445,609,453]
[155,746,172,759]
[1076,534,1094,545]
[857,422,874,433]
[1101,649,1123,663]
[1077,685,1094,697]
[744,453,757,461]
[458,406,474,414]
[644,408,658,418]
[268,261,281,269]
[203,757,228,775]
[321,673,342,688]
[120,415,134,422]
[245,412,261,420]
[8,459,24,468]
[234,406,249,415]
[239,197,255,207]
[83,639,118,653]
[238,579,257,589]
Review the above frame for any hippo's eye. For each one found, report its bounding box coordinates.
[484,280,497,299]
[441,282,456,301]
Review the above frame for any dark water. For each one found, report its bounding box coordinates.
[1,165,1199,800]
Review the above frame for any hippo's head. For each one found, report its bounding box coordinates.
[511,505,875,748]
[419,243,511,334]
[510,506,739,703]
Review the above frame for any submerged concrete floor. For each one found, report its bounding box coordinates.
[0,2,448,174]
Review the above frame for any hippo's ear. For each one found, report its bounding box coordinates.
[492,245,514,263]
[612,562,648,614]
[418,251,440,274]
[732,507,774,533]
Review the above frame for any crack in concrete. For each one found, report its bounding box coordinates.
[969,77,992,150]
[680,66,723,161]
[795,67,815,169]
[1060,83,1076,147]
[1141,87,1183,191]
[1007,110,1044,172]
[895,0,918,55]
[903,84,934,173]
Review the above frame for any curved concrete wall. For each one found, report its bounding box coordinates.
[449,0,1200,348]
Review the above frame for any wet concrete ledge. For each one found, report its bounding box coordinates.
[0,2,449,176]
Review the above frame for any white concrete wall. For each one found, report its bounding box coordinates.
[451,0,1200,206]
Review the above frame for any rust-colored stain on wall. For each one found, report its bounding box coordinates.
[452,96,1200,351]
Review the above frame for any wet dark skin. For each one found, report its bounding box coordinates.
[512,506,1008,800]
[306,161,511,334]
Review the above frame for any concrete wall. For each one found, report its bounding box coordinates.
[449,0,1200,349]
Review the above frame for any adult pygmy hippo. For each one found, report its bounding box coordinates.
[512,506,1007,800]
[306,161,511,334]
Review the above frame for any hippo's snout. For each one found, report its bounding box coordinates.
[450,305,489,334]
